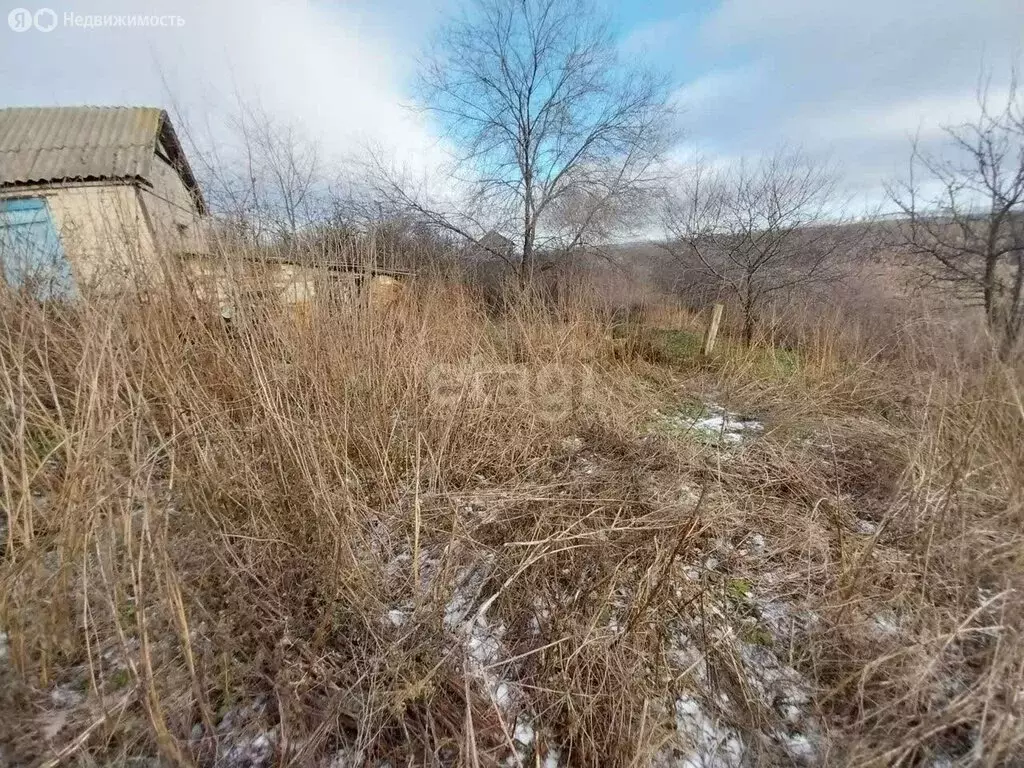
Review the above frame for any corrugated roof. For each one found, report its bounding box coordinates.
[0,105,207,213]
[0,106,166,187]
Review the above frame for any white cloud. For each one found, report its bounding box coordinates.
[791,90,1014,144]
[672,67,759,113]
[3,0,1022,211]
[671,0,1024,200]
[620,17,681,55]
[0,0,451,175]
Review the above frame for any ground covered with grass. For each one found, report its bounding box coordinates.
[1,279,1022,767]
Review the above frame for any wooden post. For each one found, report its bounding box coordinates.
[702,303,724,356]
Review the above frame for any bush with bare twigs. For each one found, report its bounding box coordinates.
[0,235,1022,767]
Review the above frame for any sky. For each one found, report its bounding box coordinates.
[1,0,1022,211]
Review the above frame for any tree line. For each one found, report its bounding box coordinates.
[181,0,1024,358]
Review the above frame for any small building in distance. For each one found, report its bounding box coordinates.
[474,230,517,264]
[0,104,411,311]
[462,230,517,297]
[0,105,208,296]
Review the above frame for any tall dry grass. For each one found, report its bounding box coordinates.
[0,250,1021,767]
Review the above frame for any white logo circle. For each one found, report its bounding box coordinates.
[7,8,33,31]
[33,8,57,32]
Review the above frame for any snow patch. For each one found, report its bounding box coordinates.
[506,715,564,768]
[223,730,276,768]
[528,598,551,637]
[780,732,817,763]
[656,404,763,446]
[872,611,900,637]
[855,519,878,535]
[689,406,763,445]
[513,718,535,746]
[328,747,360,767]
[542,746,562,768]
[754,598,820,639]
[445,559,521,714]
[212,697,279,768]
[662,587,824,765]
[655,695,745,768]
[49,684,84,709]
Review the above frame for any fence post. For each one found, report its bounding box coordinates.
[702,303,724,356]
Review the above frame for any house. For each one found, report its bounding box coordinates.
[0,105,411,310]
[0,106,207,296]
[474,230,517,264]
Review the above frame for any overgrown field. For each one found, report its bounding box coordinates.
[0,270,1022,767]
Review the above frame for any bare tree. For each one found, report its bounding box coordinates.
[887,76,1024,358]
[661,149,849,345]
[176,97,328,247]
[373,0,673,282]
[245,107,325,243]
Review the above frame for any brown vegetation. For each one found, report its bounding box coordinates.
[0,235,1021,767]
[887,77,1024,359]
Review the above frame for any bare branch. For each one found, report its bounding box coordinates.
[887,69,1024,358]
[377,0,675,282]
[660,149,853,344]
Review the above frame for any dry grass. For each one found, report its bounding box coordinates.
[0,248,1022,767]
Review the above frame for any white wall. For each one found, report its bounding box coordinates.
[1,183,159,291]
[138,153,208,256]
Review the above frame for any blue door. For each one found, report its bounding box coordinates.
[0,197,76,299]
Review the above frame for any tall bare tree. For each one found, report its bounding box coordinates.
[887,76,1024,358]
[661,150,849,345]
[375,0,673,282]
[177,97,327,247]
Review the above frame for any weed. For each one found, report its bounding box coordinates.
[0,252,1021,767]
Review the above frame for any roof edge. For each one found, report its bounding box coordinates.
[155,110,208,215]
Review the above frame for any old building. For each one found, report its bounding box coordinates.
[0,106,207,296]
[0,105,411,310]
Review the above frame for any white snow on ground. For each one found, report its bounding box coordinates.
[48,684,84,709]
[690,409,763,444]
[376,518,821,767]
[872,611,901,637]
[780,733,818,763]
[656,404,764,446]
[327,747,399,768]
[380,544,557,765]
[443,557,515,710]
[528,598,551,637]
[208,696,281,768]
[754,598,821,639]
[444,561,567,767]
[0,630,7,662]
[513,718,535,746]
[663,695,746,768]
[328,747,360,767]
[657,555,824,768]
[224,730,276,767]
[855,519,878,535]
[740,643,816,727]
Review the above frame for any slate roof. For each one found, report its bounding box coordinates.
[0,106,206,212]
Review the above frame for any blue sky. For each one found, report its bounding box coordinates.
[1,0,1022,207]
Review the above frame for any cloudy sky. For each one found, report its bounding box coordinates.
[1,0,1022,209]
